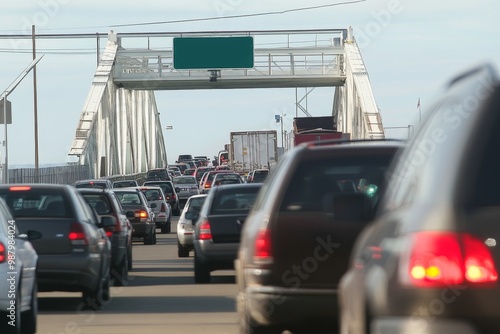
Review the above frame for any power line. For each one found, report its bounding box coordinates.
[0,0,366,33]
[109,0,367,28]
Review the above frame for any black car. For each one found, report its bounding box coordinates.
[339,65,500,334]
[78,188,133,286]
[113,188,156,245]
[145,168,171,182]
[193,183,262,283]
[0,184,113,309]
[143,180,181,215]
[235,140,403,333]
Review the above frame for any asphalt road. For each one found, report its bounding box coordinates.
[37,217,239,334]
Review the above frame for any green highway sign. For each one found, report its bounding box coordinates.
[173,36,254,70]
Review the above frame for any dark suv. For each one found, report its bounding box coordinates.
[339,65,500,334]
[235,140,403,333]
[145,168,171,182]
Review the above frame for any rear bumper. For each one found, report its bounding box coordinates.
[37,253,103,292]
[131,223,154,237]
[371,317,479,334]
[245,285,338,328]
[194,240,239,269]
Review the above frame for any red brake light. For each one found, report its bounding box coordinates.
[69,222,88,245]
[254,228,273,265]
[402,232,498,287]
[105,230,113,238]
[198,220,212,240]
[9,186,31,191]
[0,242,5,263]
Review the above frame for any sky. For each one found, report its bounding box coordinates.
[1,0,499,167]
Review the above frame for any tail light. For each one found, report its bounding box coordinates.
[198,220,212,240]
[401,231,498,287]
[69,222,88,246]
[0,242,5,263]
[160,203,167,213]
[135,209,148,221]
[254,228,273,265]
[105,230,113,238]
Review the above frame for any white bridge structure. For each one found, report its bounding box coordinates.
[68,28,385,178]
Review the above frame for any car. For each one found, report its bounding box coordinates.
[339,65,500,334]
[145,168,171,182]
[142,180,181,216]
[138,186,172,233]
[193,183,262,283]
[211,172,243,188]
[112,180,139,188]
[177,154,193,163]
[183,168,196,176]
[177,194,207,258]
[172,175,200,207]
[195,166,215,184]
[199,170,233,194]
[0,197,39,334]
[246,169,269,183]
[235,140,403,334]
[113,188,157,245]
[0,184,113,310]
[169,163,190,174]
[78,188,133,285]
[74,179,113,189]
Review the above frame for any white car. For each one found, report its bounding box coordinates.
[0,198,39,334]
[177,194,207,257]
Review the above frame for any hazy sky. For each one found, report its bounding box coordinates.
[1,0,499,166]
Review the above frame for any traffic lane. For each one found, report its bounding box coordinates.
[37,220,239,334]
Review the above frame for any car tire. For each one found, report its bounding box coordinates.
[153,228,157,244]
[161,222,171,234]
[239,298,278,334]
[112,254,128,287]
[178,240,190,257]
[82,269,110,310]
[144,228,155,245]
[21,276,37,334]
[174,206,181,216]
[127,243,133,271]
[194,253,210,283]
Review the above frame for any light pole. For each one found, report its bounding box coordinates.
[275,113,286,149]
[1,55,44,183]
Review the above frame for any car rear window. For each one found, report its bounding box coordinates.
[0,188,72,218]
[81,194,112,215]
[144,182,173,194]
[115,192,142,205]
[140,189,162,201]
[147,170,168,178]
[211,188,260,214]
[75,181,108,189]
[280,155,394,212]
[113,180,137,188]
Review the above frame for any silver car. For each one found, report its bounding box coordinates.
[0,197,39,334]
[177,194,207,257]
[173,176,200,207]
[138,186,172,234]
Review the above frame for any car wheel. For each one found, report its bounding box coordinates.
[82,270,110,310]
[21,276,37,334]
[178,240,190,257]
[153,228,157,244]
[161,222,171,234]
[239,298,279,334]
[144,228,155,245]
[174,204,181,216]
[127,243,133,271]
[112,254,128,287]
[194,253,210,283]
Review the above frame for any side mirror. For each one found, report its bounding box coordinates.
[332,193,374,221]
[100,216,116,228]
[150,203,157,209]
[126,211,135,219]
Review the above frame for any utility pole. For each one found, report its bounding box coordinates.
[32,25,39,182]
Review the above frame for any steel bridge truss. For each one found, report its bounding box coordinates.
[68,28,384,178]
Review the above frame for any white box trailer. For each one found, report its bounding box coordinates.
[229,130,278,174]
